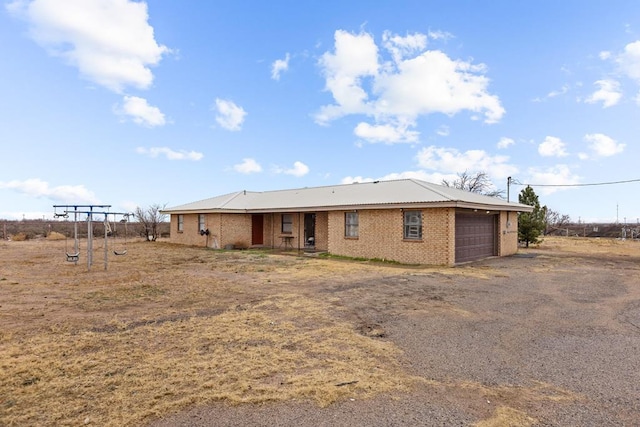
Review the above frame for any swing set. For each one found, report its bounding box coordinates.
[107,216,130,256]
[53,205,133,271]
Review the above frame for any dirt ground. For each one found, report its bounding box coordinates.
[1,237,639,426]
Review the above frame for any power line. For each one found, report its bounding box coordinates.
[512,178,640,188]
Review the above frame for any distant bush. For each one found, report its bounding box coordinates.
[47,231,66,241]
[11,232,28,241]
[1,219,169,240]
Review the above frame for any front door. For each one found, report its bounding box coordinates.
[304,213,315,247]
[251,214,264,245]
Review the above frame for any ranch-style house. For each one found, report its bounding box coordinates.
[161,179,533,266]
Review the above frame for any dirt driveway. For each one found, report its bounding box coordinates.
[150,243,640,427]
[1,237,639,426]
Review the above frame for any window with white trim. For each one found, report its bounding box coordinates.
[281,214,293,233]
[345,212,359,237]
[198,214,206,232]
[403,210,422,240]
[177,214,184,232]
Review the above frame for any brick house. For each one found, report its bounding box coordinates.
[161,179,533,265]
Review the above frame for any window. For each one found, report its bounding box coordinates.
[345,212,359,237]
[198,214,205,232]
[403,210,422,240]
[177,214,184,232]
[281,214,293,233]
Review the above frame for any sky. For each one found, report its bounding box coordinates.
[1,0,640,223]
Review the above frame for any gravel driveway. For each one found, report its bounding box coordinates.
[150,248,640,426]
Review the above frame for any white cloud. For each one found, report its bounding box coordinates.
[315,29,504,144]
[497,137,515,149]
[379,50,504,125]
[547,84,569,98]
[525,165,581,195]
[340,176,375,184]
[436,125,450,137]
[380,170,453,183]
[538,136,568,157]
[427,30,453,41]
[616,40,640,82]
[599,51,612,60]
[271,53,290,80]
[1,211,54,220]
[341,170,450,185]
[416,145,517,179]
[117,95,166,127]
[382,30,427,63]
[316,30,379,123]
[274,161,309,177]
[8,0,170,93]
[136,147,203,161]
[233,158,262,174]
[0,178,99,204]
[584,133,625,157]
[354,122,419,144]
[214,98,247,131]
[585,79,622,108]
[532,84,569,102]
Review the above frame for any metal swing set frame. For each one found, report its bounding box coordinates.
[53,205,133,271]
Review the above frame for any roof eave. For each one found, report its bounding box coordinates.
[163,201,534,214]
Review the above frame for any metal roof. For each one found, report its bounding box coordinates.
[162,179,533,213]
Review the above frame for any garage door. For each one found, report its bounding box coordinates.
[455,213,497,263]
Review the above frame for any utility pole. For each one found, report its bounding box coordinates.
[507,176,511,202]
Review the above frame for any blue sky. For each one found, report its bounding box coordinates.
[2,0,640,223]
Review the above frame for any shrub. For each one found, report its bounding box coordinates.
[47,231,66,241]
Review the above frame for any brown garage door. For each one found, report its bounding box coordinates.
[455,213,497,263]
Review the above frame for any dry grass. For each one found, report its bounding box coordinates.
[0,239,417,426]
[535,235,640,256]
[2,293,412,426]
[474,406,537,427]
[1,236,636,426]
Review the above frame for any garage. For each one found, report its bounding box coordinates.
[455,213,498,263]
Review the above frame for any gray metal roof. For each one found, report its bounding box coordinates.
[162,179,533,213]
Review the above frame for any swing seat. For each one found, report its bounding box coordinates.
[113,250,127,256]
[66,252,80,262]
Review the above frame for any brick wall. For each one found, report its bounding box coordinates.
[327,208,455,265]
[170,213,222,248]
[262,214,274,247]
[314,212,328,251]
[171,212,324,250]
[269,213,300,249]
[169,207,516,265]
[498,211,519,256]
[219,214,252,248]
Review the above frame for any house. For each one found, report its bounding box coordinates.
[161,179,533,265]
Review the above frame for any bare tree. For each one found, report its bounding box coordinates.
[134,203,167,241]
[442,171,505,198]
[543,207,571,235]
